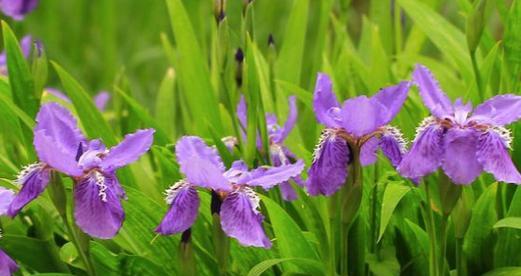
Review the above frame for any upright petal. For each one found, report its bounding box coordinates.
[398,119,444,179]
[74,171,124,239]
[0,187,15,216]
[313,73,341,128]
[0,249,18,276]
[379,126,407,167]
[156,180,200,235]
[441,128,482,185]
[241,160,304,190]
[34,130,82,176]
[101,129,155,170]
[223,160,249,183]
[35,103,85,158]
[7,163,50,217]
[307,130,350,196]
[94,91,110,111]
[175,136,231,191]
[220,187,271,248]
[471,94,521,126]
[274,96,298,143]
[412,65,453,118]
[476,128,521,184]
[341,96,388,137]
[373,81,411,125]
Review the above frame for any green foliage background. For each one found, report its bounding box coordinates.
[0,0,520,275]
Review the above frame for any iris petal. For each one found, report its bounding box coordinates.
[313,73,341,128]
[307,130,350,196]
[156,181,200,235]
[441,128,482,185]
[0,249,18,276]
[8,163,50,217]
[220,187,271,248]
[101,129,155,170]
[412,65,453,118]
[74,171,124,239]
[477,128,521,184]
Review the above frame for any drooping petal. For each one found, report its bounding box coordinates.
[175,136,231,191]
[471,94,521,126]
[441,128,482,185]
[373,81,411,125]
[476,128,521,184]
[7,163,50,217]
[341,96,388,137]
[0,249,18,276]
[360,136,379,166]
[100,129,155,170]
[398,119,444,180]
[156,180,200,235]
[74,171,124,239]
[241,160,304,190]
[379,126,407,167]
[220,187,271,248]
[34,130,82,176]
[313,73,341,128]
[274,96,298,143]
[307,129,350,196]
[279,181,297,201]
[94,91,110,111]
[412,64,453,118]
[0,187,15,216]
[0,0,38,20]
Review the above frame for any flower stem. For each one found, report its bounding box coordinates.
[455,238,467,276]
[179,229,197,276]
[211,191,229,275]
[439,214,449,276]
[48,174,96,276]
[423,181,439,276]
[328,195,337,276]
[470,50,484,101]
[340,145,363,276]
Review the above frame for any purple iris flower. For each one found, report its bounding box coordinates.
[307,73,411,196]
[155,136,304,248]
[0,187,19,276]
[0,35,33,75]
[8,103,154,238]
[0,0,38,20]
[398,65,521,185]
[236,95,304,200]
[45,88,111,111]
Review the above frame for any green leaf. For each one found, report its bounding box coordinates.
[165,0,223,136]
[504,0,521,90]
[2,22,39,118]
[51,62,116,145]
[260,195,323,274]
[0,235,59,272]
[154,68,177,139]
[482,267,521,276]
[493,217,521,230]
[378,181,411,242]
[398,0,473,81]
[466,0,487,53]
[246,258,325,276]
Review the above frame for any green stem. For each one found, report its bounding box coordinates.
[455,238,467,276]
[439,215,449,276]
[424,182,439,276]
[340,145,363,276]
[328,195,338,276]
[179,229,197,276]
[48,174,96,276]
[212,214,229,275]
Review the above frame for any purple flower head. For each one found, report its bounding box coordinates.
[0,249,18,276]
[45,88,111,112]
[8,103,154,238]
[0,35,34,75]
[237,95,303,200]
[398,65,521,185]
[307,73,411,196]
[0,0,38,20]
[156,136,304,248]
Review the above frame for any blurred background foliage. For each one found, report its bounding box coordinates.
[0,0,520,275]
